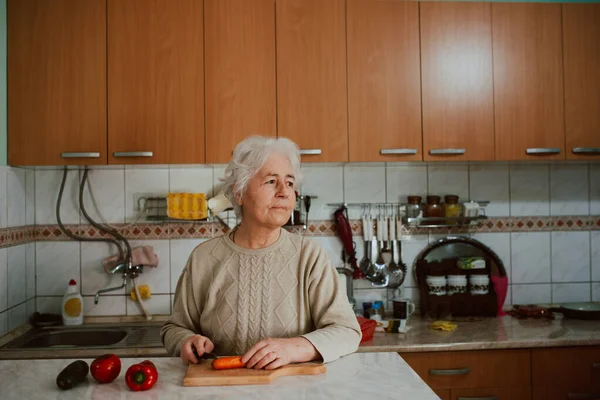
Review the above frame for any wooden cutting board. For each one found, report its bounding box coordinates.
[183,360,326,386]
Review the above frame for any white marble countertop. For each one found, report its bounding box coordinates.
[0,352,439,400]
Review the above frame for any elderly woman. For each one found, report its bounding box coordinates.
[161,136,361,370]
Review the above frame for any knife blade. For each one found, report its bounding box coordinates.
[192,345,218,360]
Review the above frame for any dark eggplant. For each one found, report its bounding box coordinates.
[56,360,89,390]
[334,206,359,272]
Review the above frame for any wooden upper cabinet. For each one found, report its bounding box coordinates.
[205,0,276,163]
[347,0,421,162]
[563,4,600,160]
[8,0,107,166]
[492,3,565,161]
[107,0,204,165]
[276,0,348,162]
[421,2,494,162]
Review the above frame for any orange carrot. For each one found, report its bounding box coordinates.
[211,356,246,370]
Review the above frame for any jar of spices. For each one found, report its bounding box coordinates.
[444,195,461,222]
[406,196,423,218]
[424,195,443,218]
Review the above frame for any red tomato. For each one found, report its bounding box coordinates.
[90,354,121,383]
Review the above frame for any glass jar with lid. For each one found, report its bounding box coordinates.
[424,195,443,218]
[444,195,461,221]
[406,195,423,218]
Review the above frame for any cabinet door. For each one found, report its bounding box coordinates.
[107,0,204,164]
[347,0,421,162]
[7,0,107,166]
[401,349,531,389]
[492,3,564,161]
[276,0,348,162]
[421,1,494,162]
[205,0,276,163]
[533,386,600,400]
[452,386,531,400]
[563,4,600,160]
[532,347,600,389]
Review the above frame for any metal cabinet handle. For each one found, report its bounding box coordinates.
[299,149,322,155]
[526,148,561,155]
[429,148,466,155]
[380,148,418,155]
[61,152,100,159]
[428,367,470,376]
[568,393,600,400]
[573,147,600,155]
[457,397,498,400]
[113,151,154,157]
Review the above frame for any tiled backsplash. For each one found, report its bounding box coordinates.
[0,163,599,336]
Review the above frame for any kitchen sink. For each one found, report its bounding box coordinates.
[0,324,163,350]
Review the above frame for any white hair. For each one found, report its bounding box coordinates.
[221,136,303,217]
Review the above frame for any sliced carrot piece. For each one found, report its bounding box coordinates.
[211,356,246,370]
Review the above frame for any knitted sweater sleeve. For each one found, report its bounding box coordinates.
[160,256,203,356]
[300,241,362,363]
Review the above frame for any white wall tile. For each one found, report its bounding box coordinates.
[170,239,207,292]
[25,169,35,226]
[212,166,227,195]
[26,299,35,318]
[0,167,7,228]
[83,295,126,316]
[309,237,345,269]
[0,311,7,336]
[511,232,550,284]
[36,242,81,296]
[36,297,62,315]
[550,165,589,216]
[593,283,600,302]
[124,168,168,223]
[510,165,550,216]
[551,232,590,282]
[7,168,26,226]
[428,164,469,201]
[81,242,126,296]
[7,245,26,308]
[344,165,386,219]
[394,287,420,306]
[127,240,171,294]
[512,284,551,305]
[552,283,590,304]
[8,303,27,331]
[25,243,35,299]
[469,164,510,216]
[471,233,511,282]
[81,168,126,224]
[126,294,171,316]
[300,165,344,220]
[591,165,600,215]
[0,249,7,312]
[386,165,427,204]
[169,166,214,197]
[35,169,80,225]
[592,231,600,281]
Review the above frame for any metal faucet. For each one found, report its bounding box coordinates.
[95,260,144,304]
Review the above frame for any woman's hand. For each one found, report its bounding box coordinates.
[180,335,215,364]
[242,337,319,370]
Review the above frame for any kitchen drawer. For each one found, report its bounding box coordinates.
[533,385,600,400]
[435,389,451,400]
[401,349,531,389]
[452,386,531,400]
[532,347,600,389]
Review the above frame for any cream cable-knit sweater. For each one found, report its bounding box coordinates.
[161,228,361,363]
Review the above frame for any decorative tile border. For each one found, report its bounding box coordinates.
[1,215,599,247]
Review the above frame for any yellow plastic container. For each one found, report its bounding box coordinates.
[167,193,207,220]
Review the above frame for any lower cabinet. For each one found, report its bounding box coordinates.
[452,386,531,400]
[533,386,600,400]
[434,389,450,400]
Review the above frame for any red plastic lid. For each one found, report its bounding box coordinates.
[69,279,77,286]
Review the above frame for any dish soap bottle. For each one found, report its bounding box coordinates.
[62,279,84,326]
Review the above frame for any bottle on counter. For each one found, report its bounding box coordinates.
[62,279,84,326]
[370,302,384,321]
